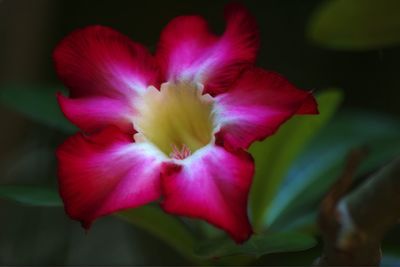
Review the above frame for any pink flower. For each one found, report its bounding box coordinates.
[54,4,318,243]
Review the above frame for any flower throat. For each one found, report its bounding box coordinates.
[134,82,215,159]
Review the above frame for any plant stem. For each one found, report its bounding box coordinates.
[315,154,400,266]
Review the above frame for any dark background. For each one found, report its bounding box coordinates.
[0,0,399,265]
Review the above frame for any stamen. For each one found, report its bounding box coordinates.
[170,144,192,160]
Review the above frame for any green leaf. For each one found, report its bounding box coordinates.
[307,0,400,50]
[249,89,343,231]
[194,232,316,259]
[117,206,198,262]
[277,212,318,234]
[0,184,200,262]
[0,85,75,133]
[381,255,400,267]
[266,110,400,230]
[0,185,62,207]
[382,240,400,267]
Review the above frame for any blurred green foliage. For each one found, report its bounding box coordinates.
[194,232,316,258]
[307,0,400,50]
[0,185,61,207]
[0,85,75,133]
[117,206,198,262]
[266,110,400,231]
[249,89,343,231]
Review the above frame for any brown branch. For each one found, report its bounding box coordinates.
[314,152,400,266]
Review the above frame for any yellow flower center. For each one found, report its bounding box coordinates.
[134,82,215,158]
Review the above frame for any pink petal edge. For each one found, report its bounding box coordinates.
[156,3,259,95]
[160,144,254,243]
[54,25,160,133]
[57,93,135,134]
[57,126,166,228]
[215,67,319,149]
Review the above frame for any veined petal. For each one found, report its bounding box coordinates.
[57,93,135,133]
[156,4,259,95]
[57,126,166,228]
[161,144,254,243]
[214,68,319,149]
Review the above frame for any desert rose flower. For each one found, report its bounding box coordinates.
[54,4,318,243]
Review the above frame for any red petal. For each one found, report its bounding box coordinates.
[53,26,160,133]
[57,93,135,134]
[156,4,259,95]
[215,68,319,149]
[161,145,254,243]
[57,126,166,228]
[54,25,160,98]
[296,93,319,114]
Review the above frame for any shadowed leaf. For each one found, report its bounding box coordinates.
[307,0,400,50]
[266,110,400,230]
[0,185,62,207]
[194,232,316,258]
[250,89,343,231]
[117,206,199,262]
[0,85,75,133]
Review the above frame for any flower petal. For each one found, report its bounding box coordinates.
[296,94,319,114]
[156,4,259,95]
[214,68,319,149]
[161,144,254,243]
[57,126,166,228]
[54,25,160,133]
[54,25,160,98]
[57,93,136,133]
